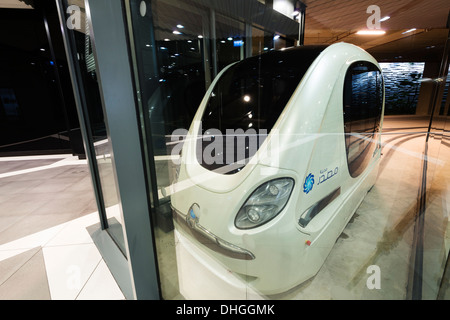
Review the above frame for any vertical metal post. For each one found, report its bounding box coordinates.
[245,22,253,58]
[298,5,306,46]
[210,8,218,78]
[54,0,109,230]
[86,0,160,299]
[202,10,212,88]
[40,2,74,153]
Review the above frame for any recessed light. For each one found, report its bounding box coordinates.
[402,28,416,34]
[356,30,386,35]
[173,30,182,35]
[227,37,233,41]
[177,24,184,29]
[198,35,203,39]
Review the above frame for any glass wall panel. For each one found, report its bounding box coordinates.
[66,0,124,252]
[215,14,246,72]
[302,0,450,300]
[0,4,81,156]
[125,0,450,300]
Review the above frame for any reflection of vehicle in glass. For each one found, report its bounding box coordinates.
[171,43,385,294]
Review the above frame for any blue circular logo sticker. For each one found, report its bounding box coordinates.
[303,173,314,194]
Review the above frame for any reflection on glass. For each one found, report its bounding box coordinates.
[127,0,450,300]
[67,0,124,252]
[379,62,425,115]
[199,46,324,173]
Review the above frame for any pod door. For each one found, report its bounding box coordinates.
[343,61,384,178]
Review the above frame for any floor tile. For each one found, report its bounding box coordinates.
[0,248,51,300]
[0,180,44,195]
[0,220,66,250]
[43,243,102,300]
[0,212,85,246]
[0,159,61,174]
[76,259,125,300]
[0,247,41,285]
[0,198,51,217]
[45,212,99,247]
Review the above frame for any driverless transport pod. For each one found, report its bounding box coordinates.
[171,42,385,294]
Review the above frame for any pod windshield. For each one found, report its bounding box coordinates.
[197,46,327,174]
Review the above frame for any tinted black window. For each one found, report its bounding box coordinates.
[198,46,326,174]
[343,61,383,178]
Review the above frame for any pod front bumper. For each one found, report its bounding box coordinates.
[172,205,255,261]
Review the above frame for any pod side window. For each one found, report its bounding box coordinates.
[343,61,383,178]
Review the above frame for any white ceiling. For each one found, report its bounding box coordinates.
[303,0,450,53]
[304,0,449,31]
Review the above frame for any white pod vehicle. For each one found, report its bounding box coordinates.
[171,42,385,294]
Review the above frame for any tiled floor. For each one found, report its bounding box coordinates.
[0,155,124,300]
[0,116,449,300]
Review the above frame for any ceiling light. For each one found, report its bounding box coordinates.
[227,37,233,41]
[198,35,203,39]
[40,48,45,51]
[356,30,386,35]
[402,28,416,34]
[273,34,280,40]
[177,24,184,29]
[221,40,226,43]
[164,38,170,41]
[173,30,182,35]
[379,16,390,22]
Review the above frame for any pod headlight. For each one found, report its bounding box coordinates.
[235,178,294,229]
